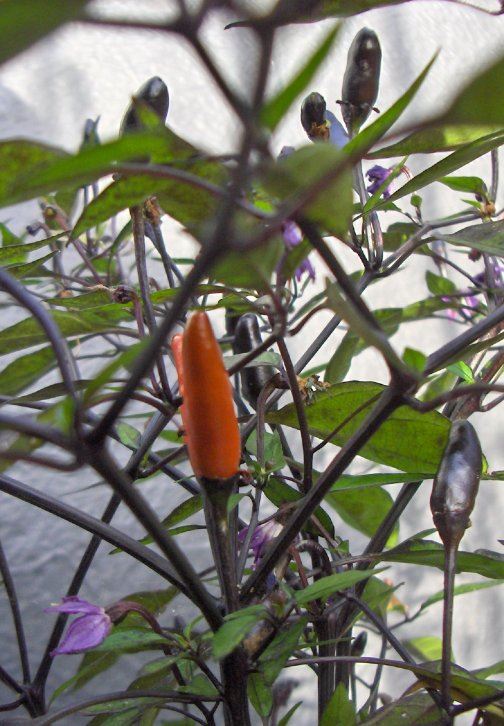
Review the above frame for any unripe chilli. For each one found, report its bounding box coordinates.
[179,312,241,480]
[430,420,482,549]
[342,28,381,132]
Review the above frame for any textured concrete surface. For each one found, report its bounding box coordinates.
[0,1,503,722]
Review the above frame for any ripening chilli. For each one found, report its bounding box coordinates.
[171,312,241,480]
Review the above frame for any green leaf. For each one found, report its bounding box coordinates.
[325,330,361,383]
[380,538,504,579]
[260,620,306,685]
[50,652,118,702]
[264,143,353,238]
[93,627,168,654]
[248,671,273,718]
[3,131,183,209]
[263,476,335,538]
[73,127,227,237]
[419,579,504,613]
[246,430,285,472]
[0,0,90,67]
[326,282,414,377]
[404,636,444,662]
[116,422,141,449]
[212,606,267,660]
[261,24,340,130]
[46,289,113,310]
[361,692,442,724]
[177,674,219,697]
[402,348,427,373]
[0,306,131,356]
[267,382,450,473]
[368,125,500,158]
[212,237,284,289]
[0,236,57,264]
[0,141,64,205]
[425,270,456,297]
[321,683,356,726]
[5,250,58,278]
[446,361,474,383]
[0,345,64,397]
[295,568,384,606]
[474,660,504,680]
[278,702,302,726]
[84,341,147,403]
[437,220,504,257]
[439,175,486,195]
[441,52,504,126]
[163,495,203,529]
[374,130,504,210]
[223,351,281,371]
[83,696,165,717]
[331,472,428,492]
[326,485,398,545]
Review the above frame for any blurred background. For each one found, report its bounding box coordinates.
[0,0,503,722]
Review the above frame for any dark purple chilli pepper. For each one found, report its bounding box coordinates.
[233,314,275,409]
[121,76,169,134]
[430,419,482,550]
[341,28,381,133]
[301,92,329,141]
[430,418,482,714]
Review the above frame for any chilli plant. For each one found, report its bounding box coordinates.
[1,1,504,724]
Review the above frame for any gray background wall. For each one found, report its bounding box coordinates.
[0,0,503,722]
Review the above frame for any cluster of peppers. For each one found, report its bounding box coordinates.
[126,32,484,721]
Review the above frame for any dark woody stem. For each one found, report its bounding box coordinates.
[33,412,172,700]
[200,478,238,613]
[130,205,171,399]
[0,540,31,684]
[90,447,223,631]
[441,544,458,722]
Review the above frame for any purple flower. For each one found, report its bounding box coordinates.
[239,519,284,568]
[45,596,112,656]
[281,220,303,248]
[295,257,316,282]
[366,165,393,198]
[281,220,315,282]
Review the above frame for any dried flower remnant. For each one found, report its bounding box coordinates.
[45,596,112,656]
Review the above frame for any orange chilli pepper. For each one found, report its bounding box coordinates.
[176,312,241,480]
[171,333,187,443]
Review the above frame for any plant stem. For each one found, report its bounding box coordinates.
[441,544,457,722]
[0,540,30,684]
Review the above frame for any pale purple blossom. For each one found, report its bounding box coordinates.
[281,221,315,282]
[366,165,393,198]
[281,220,303,248]
[45,596,112,656]
[239,519,284,568]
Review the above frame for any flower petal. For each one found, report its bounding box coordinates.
[44,596,103,615]
[51,613,112,656]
